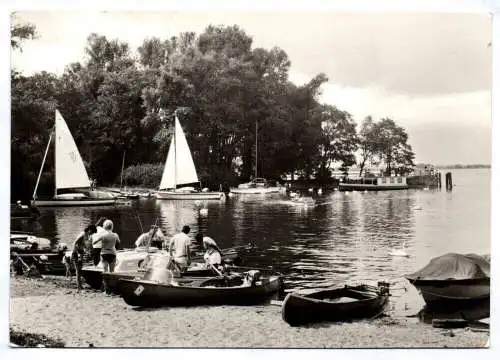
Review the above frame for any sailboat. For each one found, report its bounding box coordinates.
[156,115,224,200]
[230,120,281,195]
[31,110,116,207]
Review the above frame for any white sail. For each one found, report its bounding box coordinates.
[159,116,199,190]
[55,110,91,190]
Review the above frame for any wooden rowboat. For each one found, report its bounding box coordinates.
[118,270,283,307]
[281,283,390,326]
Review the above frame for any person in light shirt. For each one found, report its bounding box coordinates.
[202,236,223,268]
[168,225,191,271]
[135,225,167,249]
[91,217,107,266]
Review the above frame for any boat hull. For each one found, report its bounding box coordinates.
[156,191,224,200]
[407,278,490,310]
[31,198,116,207]
[281,285,389,326]
[82,246,247,290]
[118,275,282,307]
[230,187,282,194]
[339,183,408,191]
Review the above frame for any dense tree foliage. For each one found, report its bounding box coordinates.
[11,23,416,201]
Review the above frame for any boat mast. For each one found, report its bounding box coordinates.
[255,120,258,179]
[120,151,126,190]
[174,113,177,190]
[32,127,54,200]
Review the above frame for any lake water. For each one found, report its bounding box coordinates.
[11,168,490,317]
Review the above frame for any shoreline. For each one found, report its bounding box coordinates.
[9,276,489,348]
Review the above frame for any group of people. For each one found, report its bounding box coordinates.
[64,217,223,290]
[64,217,120,290]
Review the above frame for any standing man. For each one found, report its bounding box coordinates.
[94,219,120,293]
[168,225,191,272]
[72,225,97,290]
[91,217,107,266]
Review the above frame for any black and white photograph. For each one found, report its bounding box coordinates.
[4,0,496,352]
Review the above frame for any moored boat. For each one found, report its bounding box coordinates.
[405,253,490,312]
[339,176,408,191]
[281,283,390,326]
[117,270,282,307]
[31,110,116,207]
[230,178,281,195]
[156,115,224,200]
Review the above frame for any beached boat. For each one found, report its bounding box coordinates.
[230,178,282,195]
[281,283,390,326]
[405,253,490,312]
[10,202,40,220]
[31,110,116,207]
[81,244,249,290]
[10,233,52,253]
[339,176,408,191]
[156,115,224,200]
[117,269,282,307]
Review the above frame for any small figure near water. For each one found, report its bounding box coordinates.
[71,224,97,290]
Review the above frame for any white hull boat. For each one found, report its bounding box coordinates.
[156,115,224,200]
[31,110,116,207]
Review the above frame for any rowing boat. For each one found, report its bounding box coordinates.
[281,283,390,326]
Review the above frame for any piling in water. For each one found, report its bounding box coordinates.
[445,172,453,191]
[438,173,442,188]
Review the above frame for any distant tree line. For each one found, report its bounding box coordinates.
[436,164,491,169]
[11,23,415,201]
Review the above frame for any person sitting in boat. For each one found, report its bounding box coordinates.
[168,225,191,272]
[202,236,223,269]
[135,225,167,249]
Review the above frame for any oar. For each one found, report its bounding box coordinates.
[210,263,224,277]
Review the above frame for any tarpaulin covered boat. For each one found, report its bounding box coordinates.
[281,283,390,326]
[405,253,490,311]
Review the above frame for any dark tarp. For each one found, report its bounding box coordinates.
[406,253,490,281]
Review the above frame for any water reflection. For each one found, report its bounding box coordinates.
[11,169,490,318]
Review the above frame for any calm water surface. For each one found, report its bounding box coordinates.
[12,169,490,317]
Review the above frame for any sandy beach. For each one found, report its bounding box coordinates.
[9,275,489,348]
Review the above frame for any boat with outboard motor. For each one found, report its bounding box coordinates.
[117,266,283,307]
[81,244,251,290]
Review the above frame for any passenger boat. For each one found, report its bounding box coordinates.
[405,253,490,312]
[117,269,282,307]
[31,110,116,207]
[339,176,408,191]
[156,115,224,200]
[81,244,249,290]
[281,283,390,326]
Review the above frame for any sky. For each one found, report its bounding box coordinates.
[9,8,494,166]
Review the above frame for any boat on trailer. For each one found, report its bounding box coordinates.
[281,283,390,326]
[156,114,224,200]
[31,110,116,207]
